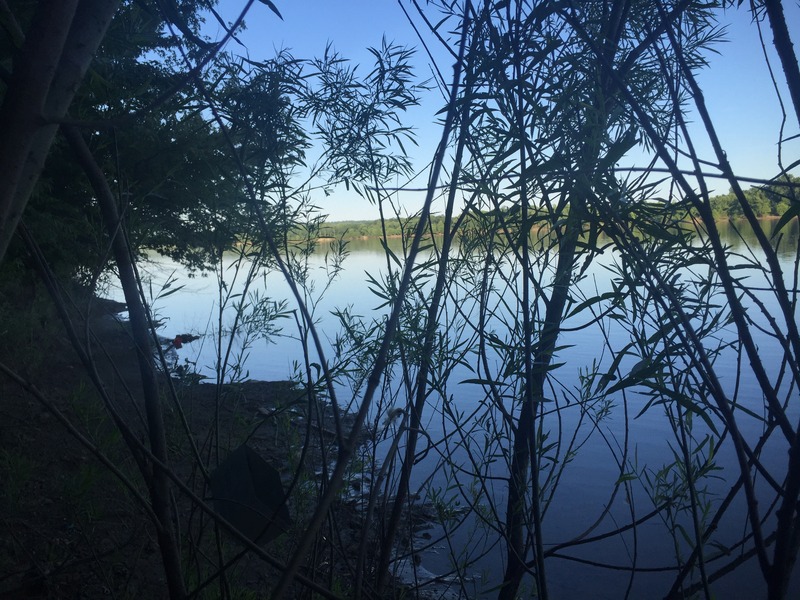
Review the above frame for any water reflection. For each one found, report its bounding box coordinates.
[110,217,799,598]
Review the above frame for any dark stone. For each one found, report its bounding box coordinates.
[210,444,291,544]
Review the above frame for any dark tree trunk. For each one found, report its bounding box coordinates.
[0,0,119,265]
[63,124,187,600]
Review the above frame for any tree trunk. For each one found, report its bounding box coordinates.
[63,124,187,600]
[0,0,119,265]
[499,207,581,600]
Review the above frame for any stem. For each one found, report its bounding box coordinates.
[761,0,800,128]
[271,8,472,596]
[0,0,119,264]
[63,124,186,599]
[374,21,475,593]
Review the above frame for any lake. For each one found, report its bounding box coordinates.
[108,219,800,598]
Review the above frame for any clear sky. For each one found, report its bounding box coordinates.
[693,4,800,191]
[208,1,800,222]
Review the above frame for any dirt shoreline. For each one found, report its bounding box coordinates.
[0,288,370,598]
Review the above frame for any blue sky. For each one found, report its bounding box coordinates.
[210,1,800,221]
[693,5,800,191]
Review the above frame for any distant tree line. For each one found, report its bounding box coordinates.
[318,177,799,241]
[316,213,448,239]
[706,175,798,219]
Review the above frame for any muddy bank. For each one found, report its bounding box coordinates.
[0,285,354,597]
[0,282,447,598]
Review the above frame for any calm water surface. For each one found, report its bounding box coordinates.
[110,220,799,598]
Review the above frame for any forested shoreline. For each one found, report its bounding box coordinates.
[318,178,799,240]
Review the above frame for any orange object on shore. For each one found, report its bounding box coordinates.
[170,334,200,349]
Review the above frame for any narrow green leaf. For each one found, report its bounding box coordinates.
[771,200,800,237]
[257,0,284,20]
[566,291,618,319]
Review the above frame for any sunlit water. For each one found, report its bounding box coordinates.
[107,220,800,598]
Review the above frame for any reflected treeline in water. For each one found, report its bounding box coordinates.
[117,207,800,599]
[337,213,800,258]
[550,215,799,257]
[715,217,800,258]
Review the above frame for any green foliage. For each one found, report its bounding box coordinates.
[301,39,422,196]
[318,213,448,239]
[706,175,799,220]
[2,2,311,280]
